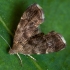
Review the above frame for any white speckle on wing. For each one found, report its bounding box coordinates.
[46,50,49,54]
[61,36,66,44]
[37,53,40,55]
[59,34,66,44]
[42,12,45,19]
[36,4,42,9]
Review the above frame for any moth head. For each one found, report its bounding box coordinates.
[46,31,66,53]
[9,48,17,54]
[9,44,23,54]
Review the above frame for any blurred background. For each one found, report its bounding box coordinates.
[0,0,70,70]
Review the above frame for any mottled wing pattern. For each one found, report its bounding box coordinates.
[9,4,44,54]
[20,31,66,54]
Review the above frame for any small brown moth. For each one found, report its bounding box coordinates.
[9,4,66,64]
[9,4,44,54]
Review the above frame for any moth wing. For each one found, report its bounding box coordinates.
[19,31,66,54]
[9,4,44,54]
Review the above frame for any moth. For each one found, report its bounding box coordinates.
[9,4,66,64]
[9,3,44,54]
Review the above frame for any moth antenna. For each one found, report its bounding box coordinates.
[16,53,23,66]
[27,54,36,61]
[0,35,22,66]
[0,34,11,48]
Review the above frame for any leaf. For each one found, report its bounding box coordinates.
[0,0,70,70]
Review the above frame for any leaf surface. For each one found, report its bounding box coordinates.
[0,0,70,70]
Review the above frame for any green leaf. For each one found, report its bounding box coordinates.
[0,0,70,70]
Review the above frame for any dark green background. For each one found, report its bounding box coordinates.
[0,0,70,70]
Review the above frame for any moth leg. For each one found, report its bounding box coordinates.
[27,54,36,61]
[16,53,22,66]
